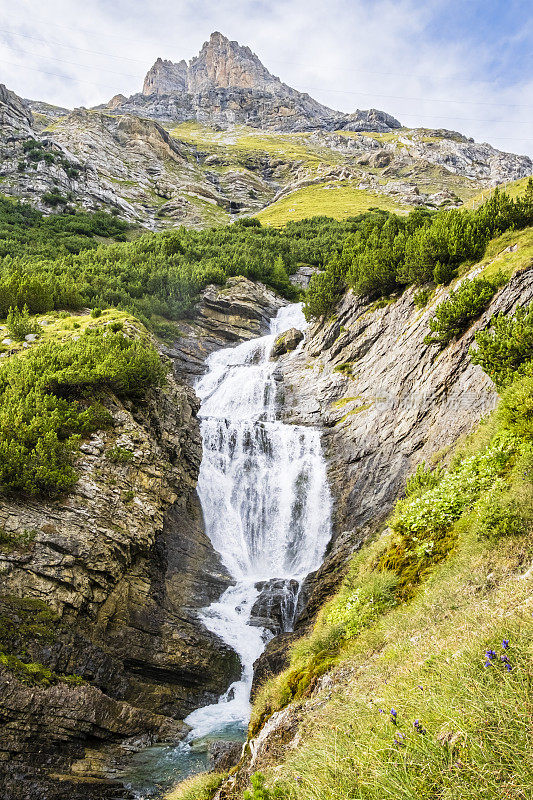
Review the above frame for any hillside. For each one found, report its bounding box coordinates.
[0,32,531,228]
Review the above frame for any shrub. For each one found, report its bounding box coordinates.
[471,302,533,388]
[244,773,285,800]
[0,329,166,496]
[413,287,433,308]
[325,571,398,639]
[405,461,443,497]
[380,434,518,596]
[106,446,134,464]
[6,304,41,340]
[497,367,533,439]
[424,276,504,348]
[474,481,533,540]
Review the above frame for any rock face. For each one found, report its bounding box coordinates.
[166,276,287,380]
[270,327,304,358]
[276,264,533,622]
[0,363,241,797]
[0,83,136,218]
[114,32,400,134]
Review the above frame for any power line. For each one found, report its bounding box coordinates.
[1,26,532,111]
[1,54,531,129]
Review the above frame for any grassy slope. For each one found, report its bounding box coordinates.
[168,123,490,226]
[255,182,409,226]
[259,517,532,800]
[465,177,533,211]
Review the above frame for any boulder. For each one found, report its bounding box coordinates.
[270,327,304,359]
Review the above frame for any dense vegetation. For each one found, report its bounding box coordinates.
[0,327,166,496]
[304,181,533,318]
[242,298,533,800]
[423,275,506,347]
[0,195,129,259]
[0,200,374,326]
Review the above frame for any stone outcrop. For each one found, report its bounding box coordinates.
[166,277,287,380]
[274,264,533,623]
[0,83,136,219]
[270,327,304,358]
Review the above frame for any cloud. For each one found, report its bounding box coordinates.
[0,0,531,156]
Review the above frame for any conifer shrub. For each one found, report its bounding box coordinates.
[471,302,533,388]
[6,304,41,340]
[424,276,504,348]
[0,329,166,496]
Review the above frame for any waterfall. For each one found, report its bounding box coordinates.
[184,304,332,740]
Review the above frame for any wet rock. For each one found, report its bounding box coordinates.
[251,630,300,699]
[270,328,304,359]
[208,740,243,771]
[249,579,299,636]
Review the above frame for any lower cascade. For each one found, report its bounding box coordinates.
[185,303,332,739]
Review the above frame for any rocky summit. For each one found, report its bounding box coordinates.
[111,31,401,132]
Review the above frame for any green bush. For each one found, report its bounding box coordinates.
[471,302,533,388]
[405,461,443,497]
[106,446,134,464]
[244,773,285,800]
[0,329,166,496]
[304,181,533,318]
[325,571,398,639]
[413,287,434,308]
[497,367,533,439]
[424,276,503,348]
[474,481,532,540]
[6,304,41,340]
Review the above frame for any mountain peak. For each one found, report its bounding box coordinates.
[130,34,401,132]
[188,31,280,93]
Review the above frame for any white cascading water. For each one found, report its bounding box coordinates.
[184,303,332,740]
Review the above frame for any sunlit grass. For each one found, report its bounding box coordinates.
[255,182,408,226]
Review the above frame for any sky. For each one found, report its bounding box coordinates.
[0,0,532,156]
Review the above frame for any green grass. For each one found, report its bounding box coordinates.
[164,772,227,800]
[465,177,533,211]
[472,226,533,281]
[256,182,409,226]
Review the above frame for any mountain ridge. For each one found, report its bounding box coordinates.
[103,31,401,133]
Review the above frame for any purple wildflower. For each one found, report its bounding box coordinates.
[485,650,497,660]
[504,663,512,671]
[484,660,493,668]
[501,655,510,664]
[390,708,397,717]
[502,640,509,650]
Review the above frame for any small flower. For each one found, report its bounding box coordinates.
[485,649,497,660]
[504,663,512,671]
[500,655,510,664]
[378,708,385,714]
[390,708,397,717]
[502,640,509,650]
[484,660,493,668]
